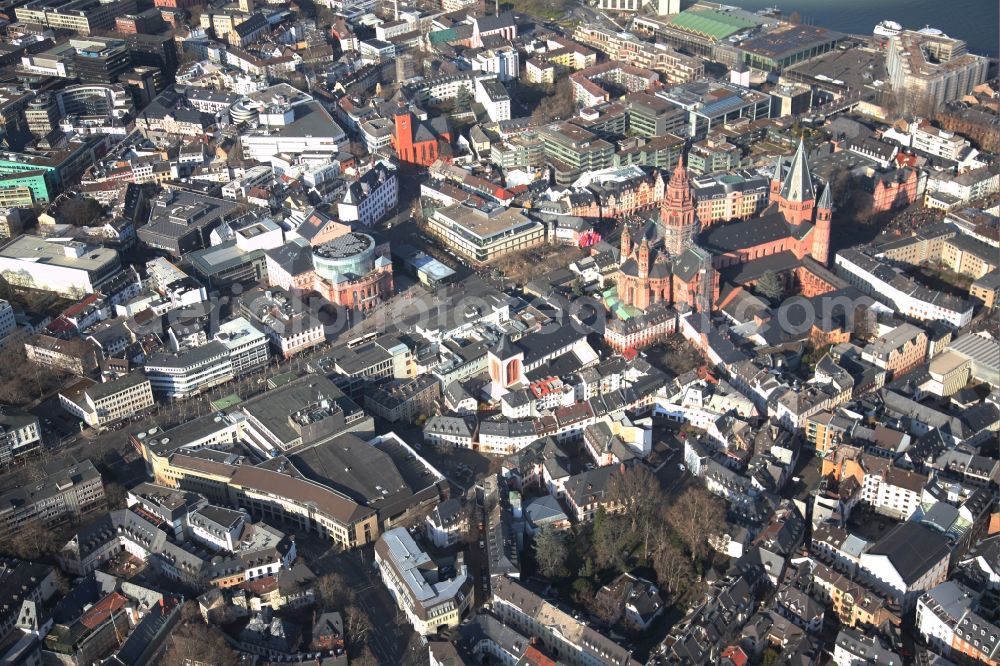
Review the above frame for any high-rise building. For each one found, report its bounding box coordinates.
[72,38,131,84]
[125,34,179,81]
[25,93,59,136]
[886,30,989,115]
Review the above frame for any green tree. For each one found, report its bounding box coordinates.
[755,270,785,302]
[534,525,568,579]
[455,86,474,112]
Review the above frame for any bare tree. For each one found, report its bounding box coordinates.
[352,646,380,666]
[533,525,568,579]
[591,587,622,628]
[58,198,105,227]
[591,505,628,572]
[652,533,694,598]
[315,572,355,608]
[530,77,575,125]
[344,605,373,649]
[104,483,127,510]
[609,464,666,560]
[665,487,726,563]
[0,344,68,406]
[2,521,62,560]
[161,608,239,666]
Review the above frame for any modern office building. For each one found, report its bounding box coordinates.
[737,24,843,71]
[59,371,155,429]
[241,101,348,165]
[625,92,688,138]
[26,94,60,135]
[657,80,771,139]
[0,407,42,464]
[538,122,615,186]
[144,317,269,397]
[0,138,104,203]
[71,38,131,84]
[143,341,234,398]
[0,459,105,539]
[0,235,121,297]
[139,190,240,256]
[428,204,545,264]
[56,84,133,119]
[653,6,766,60]
[16,0,137,34]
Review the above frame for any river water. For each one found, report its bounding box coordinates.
[719,0,999,57]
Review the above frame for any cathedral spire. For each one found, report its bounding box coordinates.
[673,154,687,180]
[817,181,832,210]
[779,138,815,203]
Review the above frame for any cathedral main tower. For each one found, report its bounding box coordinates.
[660,157,699,256]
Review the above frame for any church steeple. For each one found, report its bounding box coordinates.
[777,138,816,226]
[779,138,815,203]
[620,224,632,260]
[817,181,832,210]
[812,181,832,265]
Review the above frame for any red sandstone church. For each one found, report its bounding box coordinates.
[615,139,832,312]
[392,106,452,168]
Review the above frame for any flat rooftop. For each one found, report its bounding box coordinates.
[785,47,886,92]
[435,204,538,241]
[0,235,119,272]
[740,24,843,60]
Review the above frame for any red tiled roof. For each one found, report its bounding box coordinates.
[80,592,128,630]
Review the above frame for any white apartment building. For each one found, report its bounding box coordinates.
[471,46,519,82]
[59,370,155,429]
[916,581,973,656]
[0,407,41,463]
[912,124,971,161]
[0,298,14,344]
[425,498,464,549]
[926,168,1000,209]
[475,77,511,122]
[358,38,395,64]
[337,160,398,227]
[374,527,472,635]
[861,467,925,520]
[835,249,974,327]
